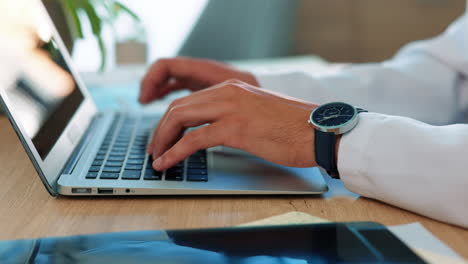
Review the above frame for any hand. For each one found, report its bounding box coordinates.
[148,79,319,171]
[139,57,259,103]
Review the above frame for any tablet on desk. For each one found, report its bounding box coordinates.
[0,222,425,263]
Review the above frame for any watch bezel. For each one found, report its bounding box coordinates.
[309,102,359,135]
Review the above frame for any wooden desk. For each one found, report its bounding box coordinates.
[0,117,467,258]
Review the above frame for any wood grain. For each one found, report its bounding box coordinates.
[0,117,466,258]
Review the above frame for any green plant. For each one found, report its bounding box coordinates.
[48,0,140,71]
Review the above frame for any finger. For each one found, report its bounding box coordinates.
[146,82,237,153]
[140,59,171,103]
[152,102,229,158]
[140,57,208,103]
[140,57,243,103]
[160,79,245,108]
[156,79,189,99]
[153,123,224,171]
[147,98,184,154]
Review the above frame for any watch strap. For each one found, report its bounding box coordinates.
[314,130,339,178]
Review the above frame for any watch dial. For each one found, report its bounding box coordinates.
[312,103,355,127]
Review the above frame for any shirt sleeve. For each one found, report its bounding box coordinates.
[255,15,468,227]
[339,113,468,228]
[257,15,468,125]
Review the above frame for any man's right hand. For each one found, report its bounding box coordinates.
[139,57,259,104]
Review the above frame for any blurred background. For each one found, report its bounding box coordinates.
[67,0,465,71]
[0,0,465,110]
[1,0,465,71]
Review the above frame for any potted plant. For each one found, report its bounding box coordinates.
[43,0,140,71]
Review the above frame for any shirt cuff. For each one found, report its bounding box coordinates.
[338,112,388,198]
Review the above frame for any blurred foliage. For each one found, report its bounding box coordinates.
[45,0,140,71]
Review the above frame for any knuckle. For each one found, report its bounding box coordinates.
[167,105,187,121]
[224,78,243,86]
[168,97,185,109]
[224,81,250,96]
[172,97,185,105]
[224,83,243,96]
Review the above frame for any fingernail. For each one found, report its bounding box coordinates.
[153,157,163,170]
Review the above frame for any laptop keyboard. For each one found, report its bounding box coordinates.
[86,114,208,182]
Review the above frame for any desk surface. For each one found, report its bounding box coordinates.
[0,117,467,258]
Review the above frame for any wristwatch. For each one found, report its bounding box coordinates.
[308,102,367,178]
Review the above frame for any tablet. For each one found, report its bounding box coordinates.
[0,222,425,263]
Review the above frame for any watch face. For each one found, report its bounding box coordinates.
[312,102,356,127]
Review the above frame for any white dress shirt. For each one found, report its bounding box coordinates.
[256,10,468,228]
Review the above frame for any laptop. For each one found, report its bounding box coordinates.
[0,2,327,196]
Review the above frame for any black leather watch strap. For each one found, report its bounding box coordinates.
[315,130,339,178]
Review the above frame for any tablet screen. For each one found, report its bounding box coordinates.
[0,222,426,263]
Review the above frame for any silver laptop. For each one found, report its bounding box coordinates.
[0,2,327,196]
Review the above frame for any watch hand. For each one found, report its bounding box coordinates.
[319,115,339,122]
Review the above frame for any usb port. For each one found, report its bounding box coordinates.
[97,188,113,194]
[71,188,92,194]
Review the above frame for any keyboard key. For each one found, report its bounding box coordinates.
[92,160,103,166]
[188,156,206,163]
[146,162,154,169]
[125,164,143,170]
[100,172,120,179]
[167,167,183,174]
[89,166,101,172]
[108,156,125,162]
[145,168,162,176]
[131,144,146,149]
[95,155,106,160]
[105,161,123,167]
[100,146,109,151]
[187,174,208,182]
[129,154,145,159]
[122,170,141,180]
[165,170,184,181]
[127,159,144,165]
[173,162,185,168]
[191,150,206,157]
[111,151,127,156]
[86,172,98,179]
[187,169,207,175]
[112,147,127,152]
[144,169,162,180]
[103,167,121,173]
[188,163,206,169]
[97,150,107,155]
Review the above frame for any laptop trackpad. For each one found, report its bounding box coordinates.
[208,146,327,193]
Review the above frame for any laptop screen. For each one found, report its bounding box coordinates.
[4,18,84,159]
